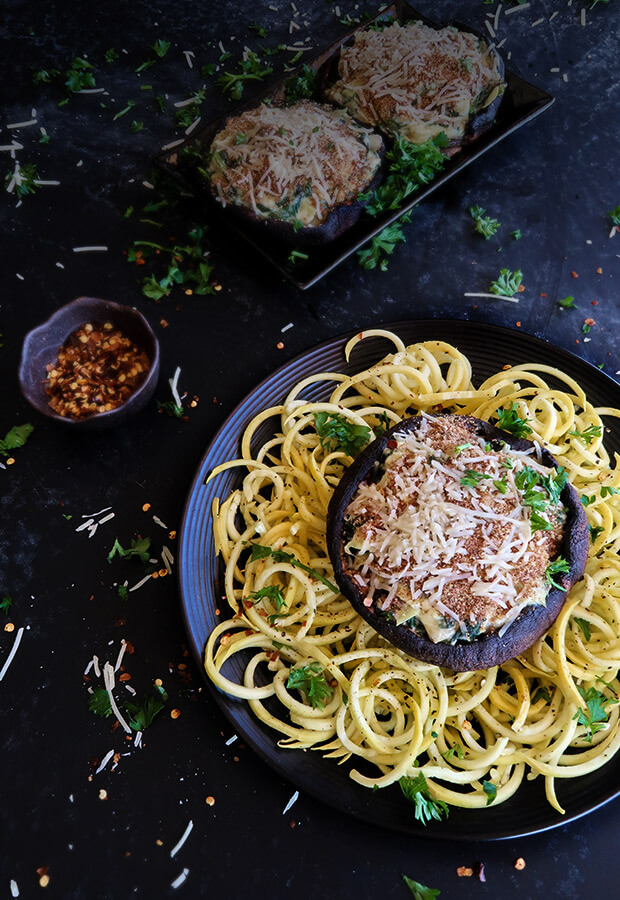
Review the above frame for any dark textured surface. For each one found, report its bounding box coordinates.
[327,410,590,672]
[1,1,619,897]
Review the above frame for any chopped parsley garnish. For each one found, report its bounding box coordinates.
[454,442,471,454]
[113,100,137,121]
[574,617,591,641]
[234,132,247,145]
[288,249,309,264]
[129,224,215,300]
[482,780,497,805]
[608,204,620,225]
[573,686,617,742]
[32,68,60,84]
[601,485,619,498]
[581,494,595,507]
[248,585,285,612]
[286,662,334,709]
[174,89,205,129]
[469,205,501,239]
[582,323,591,334]
[399,774,449,825]
[568,424,602,445]
[107,536,151,563]
[530,512,553,533]
[493,478,508,494]
[313,411,371,457]
[402,875,440,900]
[364,133,448,216]
[151,39,171,58]
[104,48,119,63]
[442,743,465,761]
[157,399,184,418]
[6,164,40,200]
[64,57,96,93]
[590,524,605,543]
[0,423,34,457]
[217,51,273,100]
[533,685,552,704]
[375,411,391,435]
[284,64,319,103]
[511,229,522,240]
[117,584,129,601]
[130,119,144,133]
[0,595,12,615]
[125,686,168,731]
[489,268,523,297]
[248,21,268,38]
[545,557,570,591]
[250,543,338,593]
[558,295,577,309]
[460,470,491,487]
[88,688,113,718]
[495,401,532,438]
[357,216,411,271]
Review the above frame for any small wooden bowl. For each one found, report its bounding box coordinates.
[18,296,160,430]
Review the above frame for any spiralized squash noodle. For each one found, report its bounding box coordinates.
[205,331,620,814]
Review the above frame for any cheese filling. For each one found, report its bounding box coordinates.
[327,21,505,143]
[207,101,383,227]
[342,415,566,644]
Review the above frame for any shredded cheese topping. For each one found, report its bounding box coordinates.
[207,101,383,227]
[343,415,565,643]
[327,21,505,143]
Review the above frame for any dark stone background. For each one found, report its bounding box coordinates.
[1,0,618,897]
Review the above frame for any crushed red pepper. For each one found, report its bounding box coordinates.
[45,321,150,418]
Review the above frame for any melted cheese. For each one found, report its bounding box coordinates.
[327,21,505,143]
[207,101,383,227]
[343,415,565,644]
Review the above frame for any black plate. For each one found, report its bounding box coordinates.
[155,2,554,290]
[178,321,620,839]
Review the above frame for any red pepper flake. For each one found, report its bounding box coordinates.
[596,267,602,274]
[160,318,169,328]
[516,321,521,328]
[571,271,579,278]
[37,867,50,878]
[457,867,473,877]
[502,364,511,371]
[289,819,296,829]
[244,629,254,636]
[205,795,215,806]
[584,317,595,326]
[517,285,525,293]
[387,439,397,448]
[540,292,547,298]
[592,300,598,306]
[220,633,231,645]
[514,857,526,871]
[276,341,284,349]
[119,672,131,682]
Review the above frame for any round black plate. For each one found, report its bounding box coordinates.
[178,320,620,840]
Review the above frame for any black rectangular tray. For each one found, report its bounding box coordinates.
[155,1,554,290]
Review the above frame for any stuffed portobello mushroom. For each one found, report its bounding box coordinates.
[327,413,589,672]
[205,100,384,245]
[325,21,505,147]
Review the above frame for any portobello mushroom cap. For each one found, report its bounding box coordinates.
[326,415,589,672]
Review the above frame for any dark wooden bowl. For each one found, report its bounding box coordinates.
[18,297,160,430]
[327,414,590,672]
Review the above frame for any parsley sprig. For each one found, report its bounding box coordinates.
[357,217,410,271]
[64,57,96,93]
[568,424,602,445]
[364,134,448,216]
[460,470,491,488]
[217,51,273,100]
[545,557,570,591]
[399,774,449,825]
[284,64,319,104]
[88,683,168,731]
[0,423,34,457]
[313,412,371,457]
[0,595,12,615]
[250,543,338,593]
[573,686,617,742]
[129,227,214,300]
[609,205,620,226]
[402,875,440,900]
[286,662,334,709]
[5,164,40,200]
[495,402,532,438]
[107,536,151,563]
[489,268,523,298]
[469,205,501,239]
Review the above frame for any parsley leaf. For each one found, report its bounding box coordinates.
[248,585,285,611]
[493,478,508,494]
[107,536,151,563]
[511,229,522,240]
[574,617,591,641]
[469,205,501,239]
[375,411,392,436]
[250,543,338,593]
[117,584,129,601]
[129,223,215,300]
[364,134,448,216]
[399,774,449,825]
[601,485,619,498]
[0,423,34,457]
[151,39,171,58]
[357,216,410,271]
[533,685,552,704]
[590,524,605,543]
[217,51,273,100]
[104,48,118,64]
[545,556,570,591]
[5,164,40,200]
[495,401,532,438]
[157,399,184,418]
[288,248,309,264]
[64,57,96,93]
[248,21,268,38]
[558,295,577,309]
[125,687,168,731]
[573,686,617,742]
[442,743,465,761]
[113,99,136,121]
[402,875,440,900]
[482,780,497,805]
[460,470,491,487]
[313,411,370,457]
[489,268,523,297]
[530,512,553,533]
[568,424,602,445]
[0,595,12,615]
[609,204,620,226]
[284,64,319,104]
[88,688,113,718]
[286,662,334,709]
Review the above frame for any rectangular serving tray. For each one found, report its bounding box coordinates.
[154,1,554,290]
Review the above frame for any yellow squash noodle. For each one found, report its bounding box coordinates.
[204,332,620,816]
